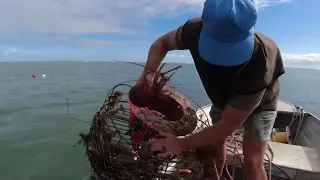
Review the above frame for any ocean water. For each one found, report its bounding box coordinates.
[0,61,320,180]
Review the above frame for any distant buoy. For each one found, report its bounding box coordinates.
[32,74,36,78]
[42,74,46,79]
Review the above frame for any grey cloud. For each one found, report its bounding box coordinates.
[0,0,201,36]
[0,0,289,36]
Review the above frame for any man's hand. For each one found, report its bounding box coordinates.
[149,131,185,158]
[135,71,156,92]
[138,27,184,82]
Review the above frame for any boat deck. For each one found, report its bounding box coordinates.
[226,142,320,179]
[277,100,300,112]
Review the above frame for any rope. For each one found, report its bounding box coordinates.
[221,104,305,180]
[223,129,295,180]
[290,106,304,144]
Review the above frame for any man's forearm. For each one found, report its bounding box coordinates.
[142,39,170,75]
[179,121,233,149]
[179,105,253,150]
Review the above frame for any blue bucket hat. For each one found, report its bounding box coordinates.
[199,0,258,66]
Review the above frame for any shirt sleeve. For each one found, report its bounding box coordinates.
[228,89,266,111]
[175,17,202,50]
[175,26,185,50]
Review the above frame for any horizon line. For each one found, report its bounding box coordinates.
[0,60,318,71]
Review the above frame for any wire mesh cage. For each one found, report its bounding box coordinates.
[76,64,213,180]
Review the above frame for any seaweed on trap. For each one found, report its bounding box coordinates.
[75,64,212,180]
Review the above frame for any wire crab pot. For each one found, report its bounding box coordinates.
[76,64,213,180]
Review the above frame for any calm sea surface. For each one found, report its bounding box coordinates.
[0,61,319,180]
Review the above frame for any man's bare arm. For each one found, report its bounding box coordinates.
[141,27,184,76]
[179,90,266,149]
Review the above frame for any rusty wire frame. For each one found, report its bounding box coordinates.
[75,63,212,180]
